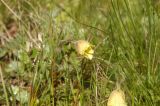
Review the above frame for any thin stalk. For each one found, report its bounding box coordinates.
[0,66,10,106]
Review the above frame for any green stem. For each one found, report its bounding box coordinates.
[0,66,10,106]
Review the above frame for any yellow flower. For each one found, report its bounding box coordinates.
[107,89,127,106]
[75,40,94,60]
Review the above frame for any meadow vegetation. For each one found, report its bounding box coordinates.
[0,0,160,105]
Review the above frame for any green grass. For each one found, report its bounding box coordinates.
[0,0,160,105]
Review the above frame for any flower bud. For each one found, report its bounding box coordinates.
[107,89,127,106]
[75,40,94,60]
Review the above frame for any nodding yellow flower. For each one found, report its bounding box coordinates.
[75,40,94,60]
[107,89,127,106]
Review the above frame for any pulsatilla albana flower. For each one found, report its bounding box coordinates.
[75,40,94,60]
[107,89,127,106]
